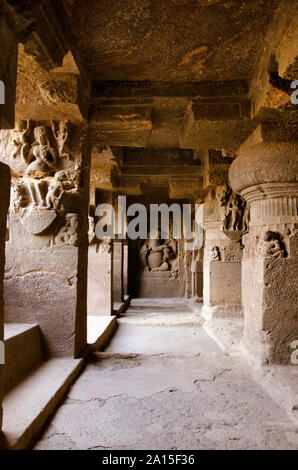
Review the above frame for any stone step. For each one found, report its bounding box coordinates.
[4,323,44,394]
[87,315,118,352]
[2,357,84,450]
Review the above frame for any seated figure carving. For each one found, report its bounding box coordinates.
[139,233,177,272]
[26,126,59,178]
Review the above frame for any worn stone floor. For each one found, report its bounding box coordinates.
[34,299,298,450]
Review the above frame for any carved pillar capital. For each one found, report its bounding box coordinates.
[229,141,298,228]
[229,141,298,204]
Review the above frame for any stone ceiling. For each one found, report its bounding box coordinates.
[68,0,278,82]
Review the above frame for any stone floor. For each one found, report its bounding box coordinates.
[34,299,298,450]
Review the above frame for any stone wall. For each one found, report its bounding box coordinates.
[0,121,90,357]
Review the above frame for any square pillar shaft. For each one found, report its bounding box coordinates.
[0,163,10,431]
[113,241,124,303]
[87,191,113,316]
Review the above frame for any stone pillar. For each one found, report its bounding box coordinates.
[123,242,128,297]
[202,187,245,319]
[200,149,245,318]
[191,248,203,301]
[113,241,124,304]
[87,191,113,316]
[229,138,298,364]
[0,163,10,432]
[0,6,18,129]
[0,121,90,357]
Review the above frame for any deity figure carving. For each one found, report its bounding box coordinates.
[209,246,220,261]
[12,119,32,162]
[259,231,285,259]
[216,183,248,235]
[55,213,79,247]
[139,233,177,272]
[26,126,59,178]
[52,120,71,159]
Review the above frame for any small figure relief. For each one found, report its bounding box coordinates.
[12,120,32,162]
[209,246,220,262]
[217,183,248,237]
[88,216,96,245]
[45,180,64,210]
[11,182,30,212]
[259,231,285,259]
[98,236,112,254]
[139,233,177,272]
[171,260,179,278]
[26,126,59,178]
[139,243,151,271]
[51,120,72,160]
[55,213,79,247]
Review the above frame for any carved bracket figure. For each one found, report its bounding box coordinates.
[216,183,249,240]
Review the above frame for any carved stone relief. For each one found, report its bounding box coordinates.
[55,213,79,247]
[139,235,177,272]
[9,121,79,239]
[216,183,249,239]
[88,216,96,245]
[98,236,112,254]
[258,231,286,259]
[209,246,220,262]
[207,243,243,263]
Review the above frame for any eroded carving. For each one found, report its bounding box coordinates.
[98,236,112,254]
[88,216,96,245]
[55,213,79,247]
[259,231,285,259]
